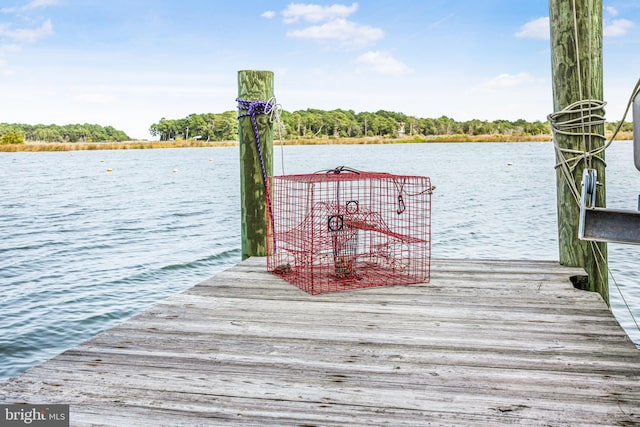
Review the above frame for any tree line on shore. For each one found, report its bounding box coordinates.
[0,123,130,144]
[149,109,556,142]
[1,109,633,144]
[148,109,633,142]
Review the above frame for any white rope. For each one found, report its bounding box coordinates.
[266,96,286,176]
[548,99,606,205]
[571,0,589,169]
[548,80,640,202]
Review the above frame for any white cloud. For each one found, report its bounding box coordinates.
[73,92,118,105]
[604,18,634,37]
[0,43,20,75]
[278,3,382,50]
[28,0,61,7]
[604,5,635,37]
[0,19,54,43]
[356,51,413,76]
[282,2,358,24]
[1,0,60,14]
[287,18,383,48]
[1,43,22,52]
[476,72,535,92]
[515,17,549,40]
[605,6,619,17]
[262,10,276,19]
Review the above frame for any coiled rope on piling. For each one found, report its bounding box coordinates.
[548,79,640,205]
[236,97,276,240]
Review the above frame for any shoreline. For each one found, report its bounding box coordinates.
[0,131,632,152]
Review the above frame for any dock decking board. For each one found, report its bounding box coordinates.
[1,257,638,426]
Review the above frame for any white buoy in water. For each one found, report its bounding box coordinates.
[507,162,513,166]
[172,168,178,173]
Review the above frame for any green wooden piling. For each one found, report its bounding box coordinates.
[238,70,274,260]
[549,0,608,302]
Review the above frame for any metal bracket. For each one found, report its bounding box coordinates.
[579,168,640,245]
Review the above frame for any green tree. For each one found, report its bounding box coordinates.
[0,130,25,144]
[434,116,456,134]
[149,118,179,141]
[214,111,238,141]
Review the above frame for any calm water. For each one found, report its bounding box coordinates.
[1,142,639,382]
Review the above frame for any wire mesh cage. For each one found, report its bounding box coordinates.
[267,167,432,294]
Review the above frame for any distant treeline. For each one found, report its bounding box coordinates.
[0,123,130,144]
[2,109,633,145]
[149,112,237,141]
[149,109,633,142]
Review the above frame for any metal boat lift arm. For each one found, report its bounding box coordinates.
[578,90,640,245]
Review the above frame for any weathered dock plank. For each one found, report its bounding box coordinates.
[1,257,639,426]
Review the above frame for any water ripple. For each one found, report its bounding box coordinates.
[1,143,638,382]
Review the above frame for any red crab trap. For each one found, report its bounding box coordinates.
[266,166,432,294]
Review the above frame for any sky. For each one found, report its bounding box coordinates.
[0,0,638,140]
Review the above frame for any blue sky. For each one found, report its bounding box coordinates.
[0,0,638,139]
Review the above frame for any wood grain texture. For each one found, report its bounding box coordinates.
[238,70,274,260]
[1,257,638,426]
[549,0,608,300]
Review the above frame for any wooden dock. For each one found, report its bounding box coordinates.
[1,257,639,426]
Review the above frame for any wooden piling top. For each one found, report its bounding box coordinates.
[1,258,638,426]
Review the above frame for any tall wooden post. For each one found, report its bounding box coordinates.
[238,70,274,260]
[549,0,608,302]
